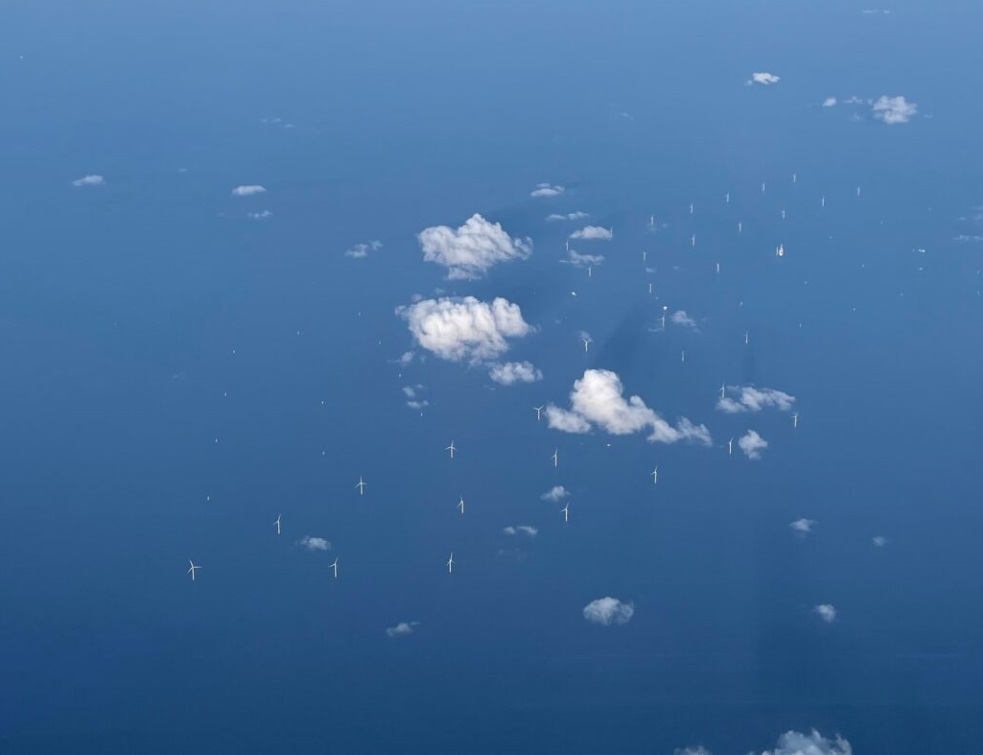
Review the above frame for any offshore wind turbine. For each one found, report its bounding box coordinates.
[552,449,559,468]
[582,334,592,353]
[355,476,366,495]
[446,440,456,459]
[651,466,659,485]
[720,382,726,399]
[534,405,544,420]
[187,560,201,581]
[330,557,339,579]
[458,496,465,514]
[737,221,743,234]
[273,514,281,536]
[447,552,454,574]
[793,411,799,429]
[728,438,734,455]
[561,502,569,522]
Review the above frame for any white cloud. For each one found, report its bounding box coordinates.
[822,97,838,107]
[71,174,104,187]
[297,536,331,551]
[385,621,420,638]
[675,748,713,755]
[417,213,532,279]
[546,211,589,222]
[247,210,272,219]
[394,351,414,367]
[397,296,533,364]
[489,361,543,385]
[717,385,795,414]
[750,72,781,86]
[954,234,983,243]
[231,184,267,196]
[790,518,816,534]
[670,310,698,329]
[872,535,887,547]
[583,597,635,626]
[759,729,851,755]
[546,369,712,445]
[569,225,613,241]
[345,240,383,258]
[872,95,917,125]
[541,485,569,501]
[738,430,768,459]
[503,525,538,537]
[814,604,837,623]
[531,183,565,198]
[561,250,605,268]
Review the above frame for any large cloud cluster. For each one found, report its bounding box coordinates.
[718,385,795,414]
[545,369,712,445]
[417,214,532,279]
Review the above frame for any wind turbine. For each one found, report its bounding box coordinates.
[689,202,694,215]
[725,191,730,204]
[720,382,726,399]
[691,233,696,248]
[458,496,465,514]
[582,334,592,353]
[446,440,456,459]
[728,438,734,455]
[821,195,826,208]
[737,221,743,234]
[273,514,281,536]
[681,350,685,363]
[534,405,544,420]
[447,552,454,574]
[187,560,201,581]
[561,502,569,522]
[552,449,558,468]
[330,557,339,579]
[651,466,658,485]
[793,411,799,429]
[744,330,749,345]
[355,476,366,495]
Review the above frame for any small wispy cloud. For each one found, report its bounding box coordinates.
[749,72,780,86]
[814,604,837,623]
[670,310,698,330]
[569,225,613,241]
[758,729,851,755]
[872,95,917,125]
[394,351,414,367]
[546,211,589,222]
[822,97,838,107]
[231,184,267,196]
[71,174,105,187]
[503,525,538,537]
[297,536,331,551]
[717,385,795,414]
[546,369,712,445]
[530,183,565,198]
[385,621,421,638]
[418,214,532,279]
[247,210,273,220]
[737,430,768,460]
[674,748,713,755]
[489,361,543,386]
[345,240,383,258]
[397,296,534,364]
[954,234,983,243]
[790,518,816,534]
[561,250,605,269]
[872,535,888,547]
[583,597,634,626]
[541,485,569,502]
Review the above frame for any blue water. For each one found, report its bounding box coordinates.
[2,1,983,753]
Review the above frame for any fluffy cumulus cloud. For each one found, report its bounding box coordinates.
[872,95,917,124]
[385,621,420,638]
[583,597,635,626]
[670,310,698,329]
[489,361,543,385]
[738,430,768,459]
[71,174,104,187]
[562,250,605,268]
[530,183,565,198]
[345,240,383,258]
[814,604,837,623]
[790,518,816,534]
[503,525,538,537]
[569,225,613,241]
[541,485,569,501]
[397,296,533,364]
[718,385,795,414]
[677,729,851,755]
[822,97,838,107]
[231,184,267,196]
[750,72,781,86]
[546,369,712,445]
[417,214,532,279]
[546,211,589,222]
[297,536,331,551]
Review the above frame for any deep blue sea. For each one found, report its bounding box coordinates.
[2,1,983,753]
